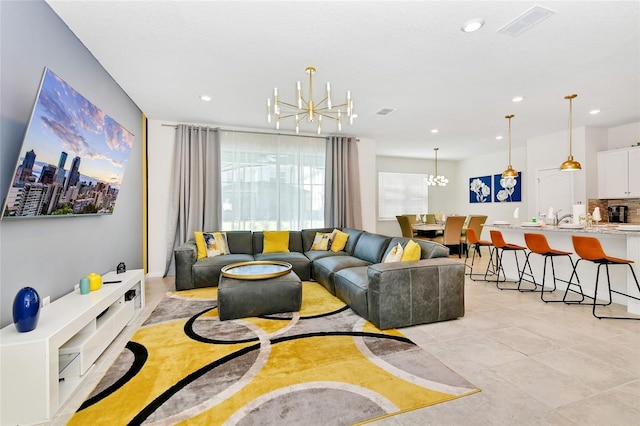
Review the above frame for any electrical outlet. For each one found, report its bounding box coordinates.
[74,284,80,292]
[42,296,51,307]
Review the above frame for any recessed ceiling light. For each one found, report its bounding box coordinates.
[512,96,524,102]
[461,18,485,33]
[200,95,212,102]
[496,135,504,140]
[431,129,439,134]
[589,109,601,115]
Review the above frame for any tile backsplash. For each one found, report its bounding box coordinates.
[588,198,640,224]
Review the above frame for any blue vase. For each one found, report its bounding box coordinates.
[13,287,40,332]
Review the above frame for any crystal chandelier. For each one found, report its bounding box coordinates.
[502,114,518,178]
[267,66,355,134]
[426,148,449,186]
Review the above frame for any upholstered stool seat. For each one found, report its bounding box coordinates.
[570,235,640,320]
[521,233,581,302]
[490,230,532,290]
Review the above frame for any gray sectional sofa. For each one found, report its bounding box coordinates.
[174,228,465,329]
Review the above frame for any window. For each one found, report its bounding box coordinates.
[378,172,429,220]
[220,131,325,231]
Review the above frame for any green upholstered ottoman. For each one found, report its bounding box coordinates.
[218,270,302,321]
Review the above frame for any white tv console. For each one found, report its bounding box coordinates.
[0,269,145,425]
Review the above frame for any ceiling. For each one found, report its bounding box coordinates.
[45,1,640,161]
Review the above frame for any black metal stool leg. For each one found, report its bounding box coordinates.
[592,263,640,320]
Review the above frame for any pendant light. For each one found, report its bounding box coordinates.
[502,114,518,178]
[560,94,582,171]
[426,148,448,186]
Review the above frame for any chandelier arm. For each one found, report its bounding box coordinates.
[279,112,308,120]
[277,100,302,109]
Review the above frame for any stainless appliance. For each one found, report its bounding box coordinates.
[608,205,628,223]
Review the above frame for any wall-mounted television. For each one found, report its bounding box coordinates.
[2,68,134,219]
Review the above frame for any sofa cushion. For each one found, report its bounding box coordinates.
[334,266,369,319]
[192,253,254,288]
[339,228,364,255]
[352,233,392,264]
[254,251,311,281]
[225,231,254,255]
[312,255,371,294]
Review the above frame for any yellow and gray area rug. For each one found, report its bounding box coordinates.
[69,282,479,425]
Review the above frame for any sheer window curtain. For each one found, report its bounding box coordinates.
[164,125,221,276]
[220,131,325,231]
[324,136,362,228]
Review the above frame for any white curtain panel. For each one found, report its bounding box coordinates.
[219,131,326,231]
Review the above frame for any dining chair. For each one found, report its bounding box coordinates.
[431,215,466,257]
[425,214,437,224]
[396,215,415,238]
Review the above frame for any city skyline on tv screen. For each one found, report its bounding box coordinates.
[2,68,134,219]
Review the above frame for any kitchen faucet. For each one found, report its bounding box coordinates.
[554,209,573,226]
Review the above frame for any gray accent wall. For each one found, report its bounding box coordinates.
[0,1,143,327]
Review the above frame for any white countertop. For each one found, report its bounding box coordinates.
[485,223,640,235]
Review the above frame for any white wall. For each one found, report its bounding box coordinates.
[147,120,176,277]
[357,137,377,233]
[607,122,640,150]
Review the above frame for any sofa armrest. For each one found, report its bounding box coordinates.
[174,240,198,290]
[366,258,465,329]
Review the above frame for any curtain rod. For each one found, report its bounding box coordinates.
[160,124,334,140]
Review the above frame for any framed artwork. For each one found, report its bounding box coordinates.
[469,176,492,203]
[493,172,522,202]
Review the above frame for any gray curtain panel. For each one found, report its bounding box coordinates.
[324,136,363,229]
[164,125,222,276]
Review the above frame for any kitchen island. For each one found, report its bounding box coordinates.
[484,223,640,315]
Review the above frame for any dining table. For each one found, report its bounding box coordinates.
[411,223,445,232]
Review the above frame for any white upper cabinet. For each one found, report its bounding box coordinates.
[598,147,640,198]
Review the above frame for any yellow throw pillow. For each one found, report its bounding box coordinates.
[263,230,290,253]
[384,242,404,263]
[311,232,333,251]
[401,240,421,261]
[330,229,349,252]
[194,232,207,260]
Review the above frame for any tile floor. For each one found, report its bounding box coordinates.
[54,253,639,425]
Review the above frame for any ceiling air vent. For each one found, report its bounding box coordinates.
[376,108,396,116]
[497,5,556,37]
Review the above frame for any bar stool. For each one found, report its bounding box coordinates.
[465,228,498,281]
[571,235,640,320]
[489,230,532,290]
[521,233,581,302]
